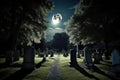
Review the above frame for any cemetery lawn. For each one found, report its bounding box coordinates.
[59,55,112,80]
[23,57,55,80]
[0,54,112,80]
[0,56,55,80]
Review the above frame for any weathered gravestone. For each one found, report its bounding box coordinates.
[69,49,78,67]
[50,50,54,57]
[93,49,100,64]
[63,51,68,57]
[83,46,93,69]
[23,46,35,70]
[111,49,120,73]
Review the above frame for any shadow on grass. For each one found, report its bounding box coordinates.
[103,61,112,64]
[0,63,8,68]
[73,64,99,80]
[93,66,114,80]
[36,58,46,68]
[10,63,22,67]
[3,68,33,80]
[0,57,46,69]
[0,62,22,69]
[100,63,111,67]
[2,58,47,80]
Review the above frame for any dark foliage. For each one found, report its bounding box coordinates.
[50,32,69,52]
[0,0,53,53]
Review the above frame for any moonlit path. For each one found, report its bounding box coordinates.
[46,55,60,80]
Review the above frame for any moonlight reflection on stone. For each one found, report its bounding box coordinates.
[52,13,62,25]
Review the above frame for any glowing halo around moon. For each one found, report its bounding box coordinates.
[52,13,62,25]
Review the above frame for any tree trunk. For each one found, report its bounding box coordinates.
[13,49,20,61]
[23,46,35,70]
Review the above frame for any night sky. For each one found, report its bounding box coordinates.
[46,0,80,41]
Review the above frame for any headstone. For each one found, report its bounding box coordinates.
[83,46,93,68]
[69,49,78,67]
[63,52,68,57]
[50,50,54,57]
[93,49,100,64]
[111,49,120,73]
[23,46,35,70]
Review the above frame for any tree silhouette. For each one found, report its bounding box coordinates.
[51,33,69,52]
[65,0,120,56]
[0,0,54,51]
[0,0,54,65]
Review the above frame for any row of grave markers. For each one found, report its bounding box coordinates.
[69,46,120,78]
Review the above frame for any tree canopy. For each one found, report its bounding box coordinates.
[66,0,120,47]
[47,33,69,52]
[0,0,54,50]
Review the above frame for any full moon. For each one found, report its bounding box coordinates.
[52,13,62,25]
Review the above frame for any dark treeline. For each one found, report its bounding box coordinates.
[0,0,53,54]
[66,0,120,58]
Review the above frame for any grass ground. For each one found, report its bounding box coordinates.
[59,54,112,80]
[0,54,112,80]
[23,56,56,80]
[0,56,55,80]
